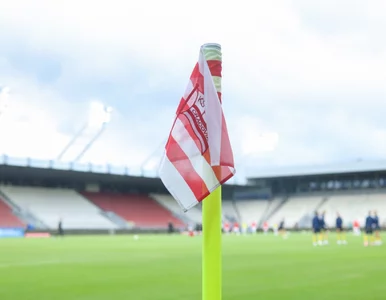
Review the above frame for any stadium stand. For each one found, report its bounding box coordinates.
[268,195,325,228]
[0,186,117,230]
[1,157,386,232]
[318,193,365,227]
[151,194,238,224]
[367,193,386,225]
[222,200,238,222]
[319,191,386,227]
[236,199,269,224]
[150,194,202,224]
[260,197,286,224]
[0,197,25,227]
[83,192,185,228]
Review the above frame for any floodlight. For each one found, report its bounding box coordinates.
[103,106,113,124]
[88,101,112,127]
[57,101,112,162]
[139,138,168,175]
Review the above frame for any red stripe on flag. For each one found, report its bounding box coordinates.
[178,115,204,154]
[176,85,200,114]
[217,92,222,103]
[176,97,187,114]
[166,136,210,201]
[207,60,222,78]
[190,63,204,94]
[183,109,209,153]
[179,114,223,183]
[219,114,234,167]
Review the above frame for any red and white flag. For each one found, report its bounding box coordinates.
[159,45,235,212]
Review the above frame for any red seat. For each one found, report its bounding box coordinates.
[0,198,25,227]
[83,192,185,228]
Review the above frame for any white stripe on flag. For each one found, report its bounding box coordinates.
[201,51,222,166]
[172,119,220,188]
[159,154,198,211]
[183,80,194,102]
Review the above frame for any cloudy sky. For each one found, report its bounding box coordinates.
[0,0,385,180]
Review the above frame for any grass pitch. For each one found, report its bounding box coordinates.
[0,233,385,300]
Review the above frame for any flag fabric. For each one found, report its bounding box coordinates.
[159,45,235,212]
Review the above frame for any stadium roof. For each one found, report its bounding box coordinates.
[0,156,246,198]
[248,159,386,179]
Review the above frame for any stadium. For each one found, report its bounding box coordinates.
[2,156,385,234]
[0,155,385,299]
[1,2,386,299]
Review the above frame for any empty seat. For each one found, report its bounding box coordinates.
[83,192,185,228]
[269,196,324,227]
[0,198,24,227]
[236,200,269,224]
[151,194,202,224]
[0,186,117,230]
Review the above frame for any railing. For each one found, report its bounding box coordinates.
[0,154,244,184]
[0,154,150,177]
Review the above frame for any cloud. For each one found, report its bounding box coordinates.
[0,0,386,177]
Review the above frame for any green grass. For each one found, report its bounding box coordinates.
[0,233,384,299]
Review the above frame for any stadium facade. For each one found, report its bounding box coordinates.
[0,155,385,238]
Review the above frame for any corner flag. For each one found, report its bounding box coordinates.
[159,43,234,300]
[159,43,235,212]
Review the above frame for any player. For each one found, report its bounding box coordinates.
[223,222,230,235]
[273,223,278,236]
[195,223,202,235]
[336,212,346,245]
[233,222,240,235]
[58,218,64,237]
[167,221,174,234]
[353,219,361,236]
[312,211,322,246]
[262,221,269,235]
[187,223,194,236]
[364,211,374,247]
[250,221,257,234]
[278,219,287,239]
[373,211,382,245]
[319,211,328,245]
[241,222,248,235]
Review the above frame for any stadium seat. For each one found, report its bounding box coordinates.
[222,200,239,222]
[0,198,25,228]
[83,192,185,228]
[151,194,239,224]
[263,198,286,221]
[236,199,270,225]
[319,192,386,227]
[268,195,325,228]
[0,186,118,230]
[150,194,202,224]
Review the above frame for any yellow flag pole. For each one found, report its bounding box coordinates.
[202,187,222,300]
[202,43,222,300]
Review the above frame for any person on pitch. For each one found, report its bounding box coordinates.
[364,211,374,247]
[373,210,382,245]
[319,211,328,245]
[278,218,287,239]
[312,211,322,246]
[336,212,347,245]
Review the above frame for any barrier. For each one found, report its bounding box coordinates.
[25,232,51,238]
[0,228,25,238]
